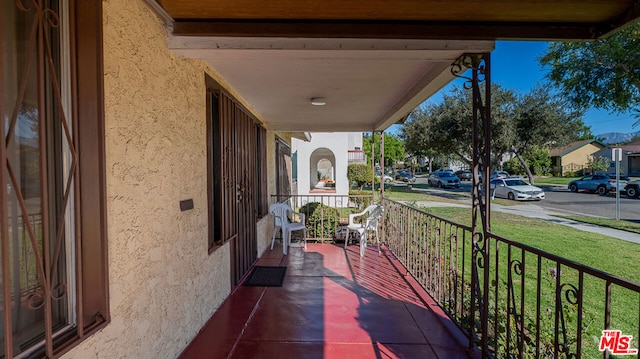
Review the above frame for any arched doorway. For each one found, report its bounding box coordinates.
[309,148,336,192]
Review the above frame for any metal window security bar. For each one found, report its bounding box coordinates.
[3,0,110,357]
[2,1,74,357]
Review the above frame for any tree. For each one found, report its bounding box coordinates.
[402,107,432,158]
[511,86,589,182]
[540,23,640,123]
[504,147,552,176]
[347,164,372,190]
[362,133,405,167]
[403,84,590,183]
[402,107,442,172]
[586,155,610,174]
[401,84,516,168]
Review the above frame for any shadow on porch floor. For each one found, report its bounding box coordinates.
[179,242,480,359]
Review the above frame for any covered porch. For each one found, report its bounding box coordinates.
[3,0,640,358]
[180,242,477,358]
[183,194,640,358]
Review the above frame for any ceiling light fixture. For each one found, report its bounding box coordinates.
[310,97,326,106]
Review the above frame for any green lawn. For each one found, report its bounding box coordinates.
[424,207,640,282]
[532,176,580,186]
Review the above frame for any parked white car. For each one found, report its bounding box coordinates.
[489,178,545,201]
[376,173,393,183]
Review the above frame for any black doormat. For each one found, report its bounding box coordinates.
[243,266,287,287]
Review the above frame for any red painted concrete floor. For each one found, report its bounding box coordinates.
[179,243,481,359]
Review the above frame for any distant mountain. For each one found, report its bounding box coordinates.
[595,132,640,144]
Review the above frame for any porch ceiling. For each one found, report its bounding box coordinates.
[169,38,494,131]
[153,0,639,132]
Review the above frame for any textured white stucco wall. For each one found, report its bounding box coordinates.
[292,133,351,196]
[61,0,275,357]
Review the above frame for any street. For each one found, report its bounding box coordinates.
[407,176,640,221]
[537,186,640,221]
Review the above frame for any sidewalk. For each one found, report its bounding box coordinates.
[411,200,640,245]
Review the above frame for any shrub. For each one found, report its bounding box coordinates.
[504,157,525,176]
[504,148,552,176]
[299,202,340,239]
[348,164,372,190]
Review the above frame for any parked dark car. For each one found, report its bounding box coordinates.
[454,170,472,181]
[394,169,412,180]
[625,180,640,198]
[568,174,627,195]
[428,171,461,188]
[396,171,416,183]
[394,169,407,180]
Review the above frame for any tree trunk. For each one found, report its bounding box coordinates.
[513,150,535,183]
[454,150,472,166]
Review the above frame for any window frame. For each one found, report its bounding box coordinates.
[0,0,109,357]
[256,125,268,218]
[205,79,223,252]
[275,136,291,199]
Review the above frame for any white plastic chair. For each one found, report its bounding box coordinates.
[269,202,307,255]
[346,204,384,256]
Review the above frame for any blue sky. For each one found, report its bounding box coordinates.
[396,41,636,136]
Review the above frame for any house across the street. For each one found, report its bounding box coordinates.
[550,139,606,176]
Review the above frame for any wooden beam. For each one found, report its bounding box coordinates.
[172,20,603,40]
[157,0,631,23]
[598,0,640,38]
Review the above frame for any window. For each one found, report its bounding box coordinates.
[275,138,291,199]
[1,1,108,357]
[205,83,222,250]
[291,151,298,182]
[256,125,268,217]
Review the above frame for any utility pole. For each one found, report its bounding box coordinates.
[613,147,622,220]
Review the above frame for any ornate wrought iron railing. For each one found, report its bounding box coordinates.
[270,194,374,242]
[381,198,640,359]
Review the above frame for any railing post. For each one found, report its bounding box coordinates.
[380,131,385,199]
[451,52,492,356]
[371,131,376,200]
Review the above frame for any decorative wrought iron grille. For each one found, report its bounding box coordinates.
[1,1,79,357]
